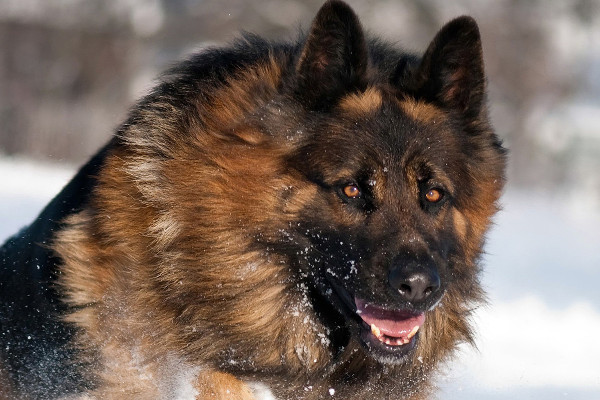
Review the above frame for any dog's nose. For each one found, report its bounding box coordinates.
[388,257,441,303]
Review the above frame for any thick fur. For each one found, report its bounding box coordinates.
[0,1,506,399]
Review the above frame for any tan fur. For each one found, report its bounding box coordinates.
[52,65,337,397]
[0,365,15,400]
[398,97,445,124]
[195,371,256,399]
[452,209,468,241]
[338,87,383,115]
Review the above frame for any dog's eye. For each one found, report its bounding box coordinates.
[425,188,443,203]
[343,184,361,199]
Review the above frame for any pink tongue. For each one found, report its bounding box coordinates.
[355,298,425,338]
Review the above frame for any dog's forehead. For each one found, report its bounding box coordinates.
[329,89,457,169]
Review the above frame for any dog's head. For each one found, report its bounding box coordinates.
[266,0,506,366]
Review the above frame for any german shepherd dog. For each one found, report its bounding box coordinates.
[0,1,506,399]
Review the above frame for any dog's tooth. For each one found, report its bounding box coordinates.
[407,325,420,339]
[370,324,381,338]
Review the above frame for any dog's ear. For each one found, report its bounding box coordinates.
[295,0,368,110]
[411,17,485,118]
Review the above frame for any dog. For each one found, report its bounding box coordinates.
[0,1,506,398]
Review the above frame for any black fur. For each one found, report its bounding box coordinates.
[0,142,113,397]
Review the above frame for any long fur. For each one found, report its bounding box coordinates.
[0,1,506,399]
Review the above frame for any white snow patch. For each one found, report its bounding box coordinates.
[0,156,73,200]
[0,156,74,242]
[442,296,600,389]
[248,381,278,400]
[155,355,201,400]
[170,366,200,400]
[476,296,600,388]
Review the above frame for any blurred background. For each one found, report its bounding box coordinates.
[1,0,599,398]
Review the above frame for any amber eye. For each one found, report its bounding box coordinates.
[425,188,443,203]
[343,184,361,199]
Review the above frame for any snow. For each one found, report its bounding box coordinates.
[1,156,599,399]
[438,188,600,399]
[0,157,74,241]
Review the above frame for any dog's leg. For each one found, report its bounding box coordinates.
[194,371,256,400]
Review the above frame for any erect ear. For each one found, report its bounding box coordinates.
[295,0,368,110]
[411,16,486,118]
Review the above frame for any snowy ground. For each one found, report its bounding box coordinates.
[1,156,599,399]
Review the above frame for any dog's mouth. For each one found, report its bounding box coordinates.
[355,298,425,348]
[324,278,426,363]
